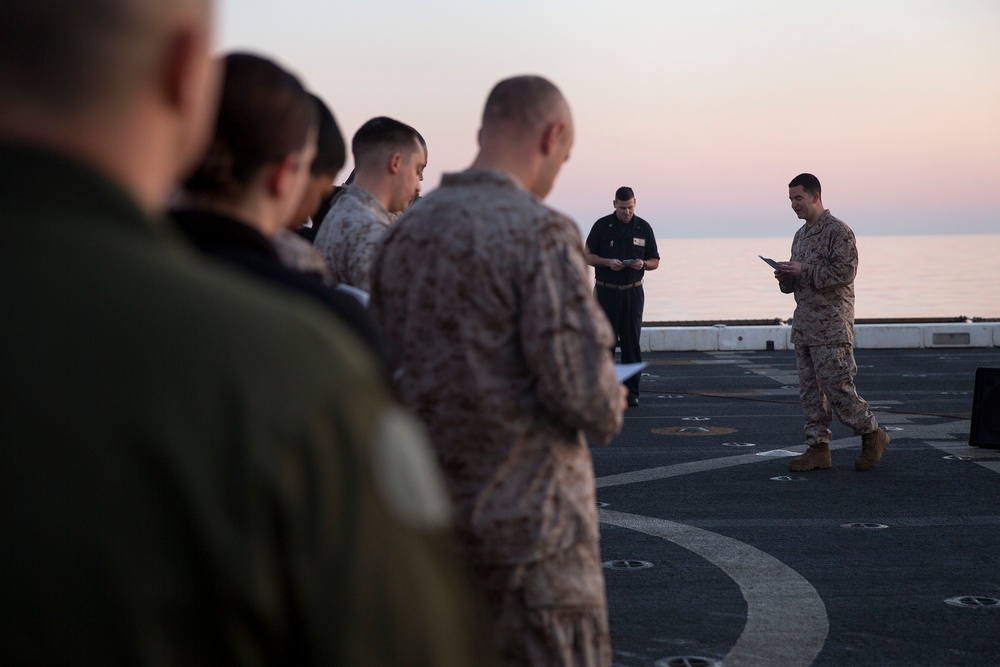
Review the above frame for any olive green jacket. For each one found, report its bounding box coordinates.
[0,142,492,666]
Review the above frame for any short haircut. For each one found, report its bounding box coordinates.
[788,173,822,197]
[0,0,205,112]
[309,94,346,177]
[184,52,318,197]
[351,117,422,169]
[615,187,635,202]
[481,75,566,135]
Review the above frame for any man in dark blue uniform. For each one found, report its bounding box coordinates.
[585,186,660,406]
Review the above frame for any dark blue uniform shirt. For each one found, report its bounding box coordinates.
[586,213,660,284]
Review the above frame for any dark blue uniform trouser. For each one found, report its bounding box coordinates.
[595,284,644,398]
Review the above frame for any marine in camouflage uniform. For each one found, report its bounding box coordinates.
[312,183,393,292]
[313,117,426,293]
[372,76,626,667]
[776,173,890,472]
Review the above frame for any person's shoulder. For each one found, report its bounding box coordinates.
[163,242,370,368]
[539,202,576,229]
[322,185,359,216]
[634,215,655,233]
[316,195,380,248]
[54,211,379,397]
[441,168,539,210]
[822,211,856,236]
[529,204,586,249]
[825,210,850,227]
[587,212,614,233]
[331,189,389,229]
[314,184,348,221]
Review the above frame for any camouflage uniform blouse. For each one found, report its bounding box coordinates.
[272,228,331,283]
[313,184,391,291]
[371,168,624,565]
[780,210,859,346]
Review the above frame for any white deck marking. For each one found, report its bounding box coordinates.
[596,419,989,489]
[601,509,829,667]
[924,439,1000,474]
[595,440,835,489]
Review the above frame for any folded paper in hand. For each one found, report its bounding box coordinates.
[758,255,780,269]
[615,362,647,382]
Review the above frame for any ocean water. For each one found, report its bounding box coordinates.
[635,234,1000,322]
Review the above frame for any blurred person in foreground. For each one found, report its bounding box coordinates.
[372,75,627,667]
[170,52,382,353]
[313,116,426,292]
[774,172,890,472]
[0,1,491,664]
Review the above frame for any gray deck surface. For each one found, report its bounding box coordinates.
[594,348,1000,667]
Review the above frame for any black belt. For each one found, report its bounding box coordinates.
[595,280,643,290]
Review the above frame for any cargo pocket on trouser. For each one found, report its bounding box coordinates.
[519,542,611,667]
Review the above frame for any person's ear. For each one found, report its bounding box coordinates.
[161,32,194,110]
[160,21,220,177]
[388,152,402,175]
[160,23,216,113]
[266,154,297,198]
[540,121,566,156]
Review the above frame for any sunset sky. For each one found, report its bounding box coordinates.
[219,0,1000,239]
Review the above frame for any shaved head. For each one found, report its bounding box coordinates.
[352,116,423,171]
[0,0,210,113]
[472,75,574,200]
[481,75,569,138]
[0,0,219,211]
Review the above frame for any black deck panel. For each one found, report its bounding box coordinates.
[594,348,1000,667]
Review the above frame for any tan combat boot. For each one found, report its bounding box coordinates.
[789,445,832,471]
[856,427,890,471]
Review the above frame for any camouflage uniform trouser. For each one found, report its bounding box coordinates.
[795,343,878,446]
[470,540,611,667]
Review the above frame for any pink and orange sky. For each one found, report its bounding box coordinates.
[219,0,1000,239]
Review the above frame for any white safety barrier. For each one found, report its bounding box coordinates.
[640,322,1000,352]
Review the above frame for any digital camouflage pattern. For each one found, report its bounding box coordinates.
[272,228,331,282]
[795,344,878,444]
[779,209,879,443]
[780,209,858,345]
[313,184,392,291]
[371,167,623,666]
[472,541,610,667]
